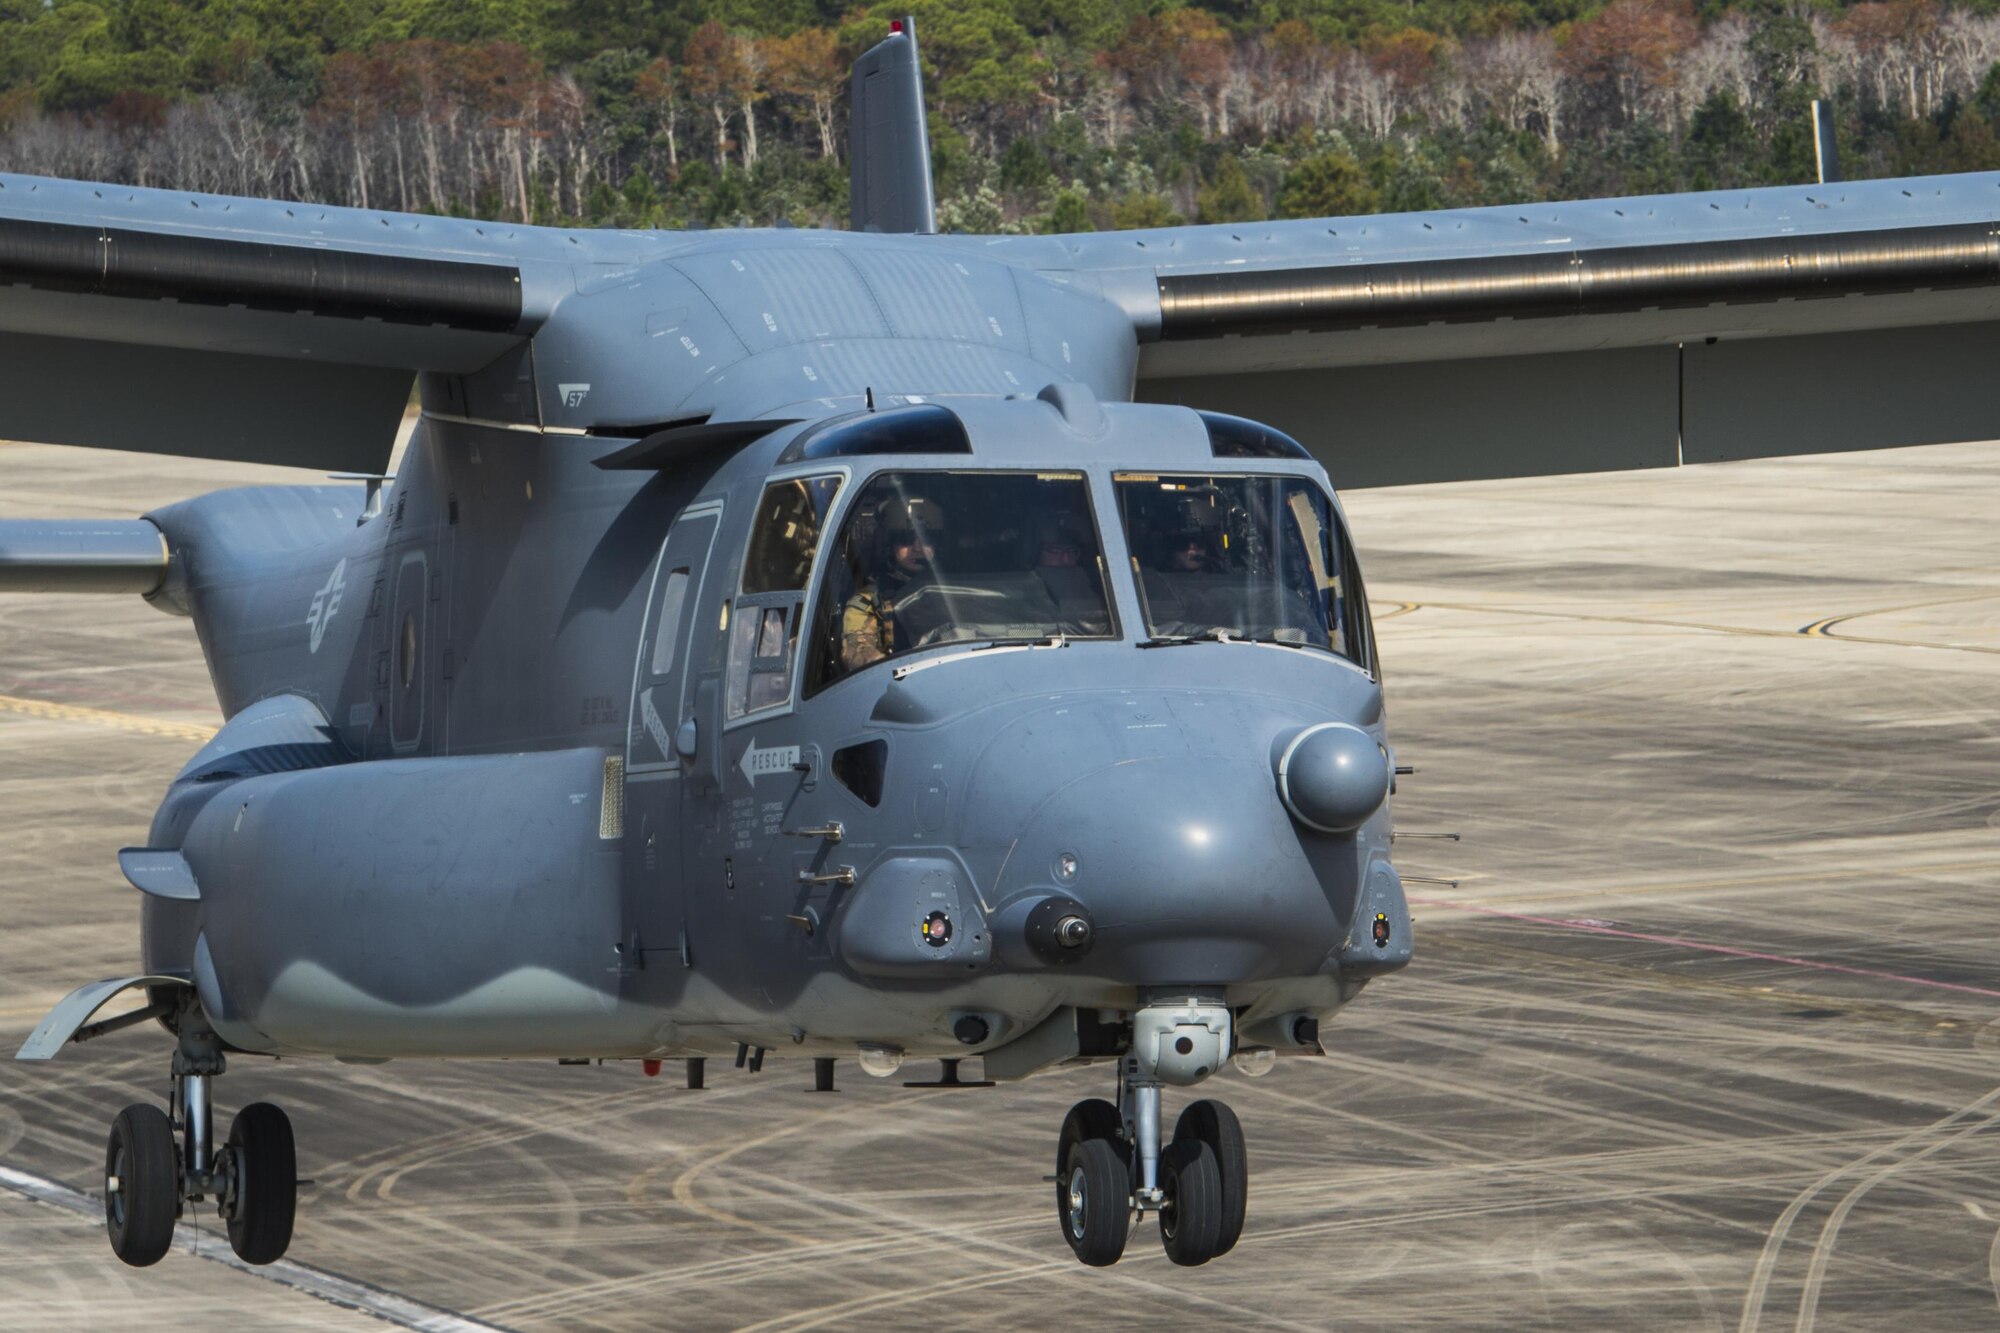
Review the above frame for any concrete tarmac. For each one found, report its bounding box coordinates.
[0,438,1995,1329]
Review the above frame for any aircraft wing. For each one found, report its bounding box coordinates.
[993,173,2000,487]
[0,175,666,473]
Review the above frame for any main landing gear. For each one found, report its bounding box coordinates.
[103,1008,298,1267]
[1054,1000,1246,1267]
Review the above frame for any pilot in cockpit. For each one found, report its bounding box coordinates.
[1134,493,1228,632]
[840,496,945,672]
[1152,488,1224,576]
[1032,511,1108,632]
[1161,505,1224,575]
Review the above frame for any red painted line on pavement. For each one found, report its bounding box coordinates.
[1409,896,2000,1001]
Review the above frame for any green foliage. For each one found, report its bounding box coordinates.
[706,164,749,224]
[1108,190,1181,228]
[938,182,1006,231]
[1276,150,1378,219]
[1196,155,1264,222]
[1043,186,1092,232]
[1747,11,1818,158]
[41,45,187,110]
[999,134,1052,194]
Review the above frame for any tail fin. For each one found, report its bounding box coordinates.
[848,18,936,235]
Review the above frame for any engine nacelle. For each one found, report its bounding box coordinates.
[180,746,647,1058]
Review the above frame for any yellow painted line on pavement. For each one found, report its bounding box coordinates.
[0,693,216,744]
[1381,595,2000,656]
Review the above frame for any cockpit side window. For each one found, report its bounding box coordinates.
[742,476,840,595]
[804,470,1114,693]
[1336,518,1379,678]
[1114,472,1367,669]
[726,475,842,720]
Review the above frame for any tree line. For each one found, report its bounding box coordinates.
[2,0,1999,232]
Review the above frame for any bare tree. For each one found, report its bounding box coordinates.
[1462,31,1563,149]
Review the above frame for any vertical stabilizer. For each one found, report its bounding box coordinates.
[849,19,937,235]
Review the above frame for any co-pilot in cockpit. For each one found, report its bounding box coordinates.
[1116,473,1370,663]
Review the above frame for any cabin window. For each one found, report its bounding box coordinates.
[1114,472,1367,670]
[648,569,690,676]
[726,475,842,719]
[805,470,1114,692]
[399,612,417,688]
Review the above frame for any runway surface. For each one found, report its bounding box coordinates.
[0,437,1996,1329]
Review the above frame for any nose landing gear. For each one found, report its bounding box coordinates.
[101,1007,298,1267]
[1053,1000,1247,1268]
[1056,1099,1129,1267]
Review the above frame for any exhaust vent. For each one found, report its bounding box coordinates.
[599,755,624,839]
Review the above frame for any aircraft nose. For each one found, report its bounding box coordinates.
[996,753,1353,985]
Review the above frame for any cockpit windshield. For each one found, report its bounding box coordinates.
[806,471,1114,691]
[1116,472,1372,669]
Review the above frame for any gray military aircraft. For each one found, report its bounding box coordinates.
[7,20,2000,1272]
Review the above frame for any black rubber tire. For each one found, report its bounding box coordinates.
[1158,1138,1223,1267]
[225,1102,297,1265]
[105,1104,178,1267]
[1174,1098,1247,1255]
[1055,1097,1124,1178]
[1060,1135,1131,1267]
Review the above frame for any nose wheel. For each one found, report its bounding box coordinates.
[1173,1098,1246,1256]
[1056,1098,1129,1266]
[1157,1137,1222,1265]
[1052,1090,1248,1267]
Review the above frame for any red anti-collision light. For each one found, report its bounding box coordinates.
[642,1058,661,1077]
[889,18,904,33]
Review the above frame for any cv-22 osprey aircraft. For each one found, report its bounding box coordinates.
[9,19,2000,1272]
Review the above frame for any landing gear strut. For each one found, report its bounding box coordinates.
[1053,999,1246,1267]
[102,1005,298,1267]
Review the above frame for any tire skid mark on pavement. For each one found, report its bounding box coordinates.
[1737,1082,2000,1333]
[1793,1102,2000,1332]
[0,1162,504,1332]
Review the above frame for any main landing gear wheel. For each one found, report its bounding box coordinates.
[105,1104,178,1267]
[1057,1098,1130,1266]
[1174,1098,1246,1255]
[223,1102,297,1265]
[1157,1138,1223,1266]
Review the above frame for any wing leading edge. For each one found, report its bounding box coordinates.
[1004,172,2000,487]
[0,175,624,472]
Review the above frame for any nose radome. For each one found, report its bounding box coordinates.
[990,753,1346,984]
[1275,723,1389,834]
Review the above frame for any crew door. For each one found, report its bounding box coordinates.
[621,503,723,991]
